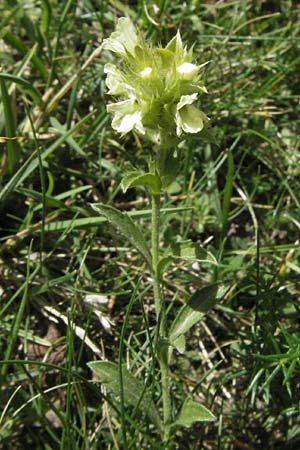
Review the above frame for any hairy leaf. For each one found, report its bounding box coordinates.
[91,203,152,269]
[169,284,228,343]
[175,398,216,428]
[121,171,161,194]
[88,361,162,432]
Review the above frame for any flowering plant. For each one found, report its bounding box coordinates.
[88,17,220,446]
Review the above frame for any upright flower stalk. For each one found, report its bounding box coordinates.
[151,187,171,439]
[88,17,216,444]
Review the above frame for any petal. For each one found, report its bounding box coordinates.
[104,64,136,96]
[107,99,136,115]
[103,17,138,57]
[108,99,145,135]
[176,62,199,80]
[112,111,145,134]
[176,105,208,136]
[176,93,198,111]
[104,63,126,95]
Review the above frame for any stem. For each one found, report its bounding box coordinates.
[151,193,171,442]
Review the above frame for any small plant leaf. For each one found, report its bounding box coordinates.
[175,398,216,428]
[171,239,217,264]
[157,241,217,280]
[88,361,162,432]
[169,284,228,343]
[171,334,186,354]
[91,203,152,269]
[0,77,20,173]
[121,170,161,194]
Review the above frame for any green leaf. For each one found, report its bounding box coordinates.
[43,206,194,232]
[157,255,173,279]
[169,285,228,343]
[91,203,152,269]
[171,334,186,354]
[171,239,217,264]
[157,241,217,280]
[0,73,42,104]
[172,239,200,260]
[121,170,161,194]
[175,398,216,428]
[88,361,162,432]
[0,77,20,172]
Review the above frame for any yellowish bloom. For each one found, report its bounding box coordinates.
[103,17,209,145]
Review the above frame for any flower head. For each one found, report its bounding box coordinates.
[103,18,209,146]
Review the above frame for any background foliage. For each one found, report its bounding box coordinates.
[1,0,300,449]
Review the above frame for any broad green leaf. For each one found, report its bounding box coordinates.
[121,171,161,194]
[88,361,162,432]
[166,180,181,195]
[171,240,217,264]
[175,398,216,428]
[157,241,217,280]
[169,285,228,343]
[43,206,194,232]
[172,240,200,260]
[91,203,152,269]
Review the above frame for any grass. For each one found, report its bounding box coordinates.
[1,0,300,448]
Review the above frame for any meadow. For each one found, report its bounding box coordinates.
[1,1,300,449]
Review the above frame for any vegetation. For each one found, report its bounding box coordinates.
[1,1,300,449]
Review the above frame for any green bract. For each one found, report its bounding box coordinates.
[103,17,209,146]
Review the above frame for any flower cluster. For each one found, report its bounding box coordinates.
[103,17,209,146]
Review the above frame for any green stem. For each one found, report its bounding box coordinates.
[151,192,170,442]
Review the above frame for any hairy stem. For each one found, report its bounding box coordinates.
[151,192,170,442]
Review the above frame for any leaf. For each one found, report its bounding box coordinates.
[175,398,216,428]
[43,206,194,232]
[172,240,200,260]
[88,361,162,432]
[171,334,186,354]
[0,73,42,104]
[121,171,161,194]
[157,255,173,279]
[171,240,217,264]
[0,77,20,173]
[91,203,152,269]
[169,285,228,343]
[157,241,217,280]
